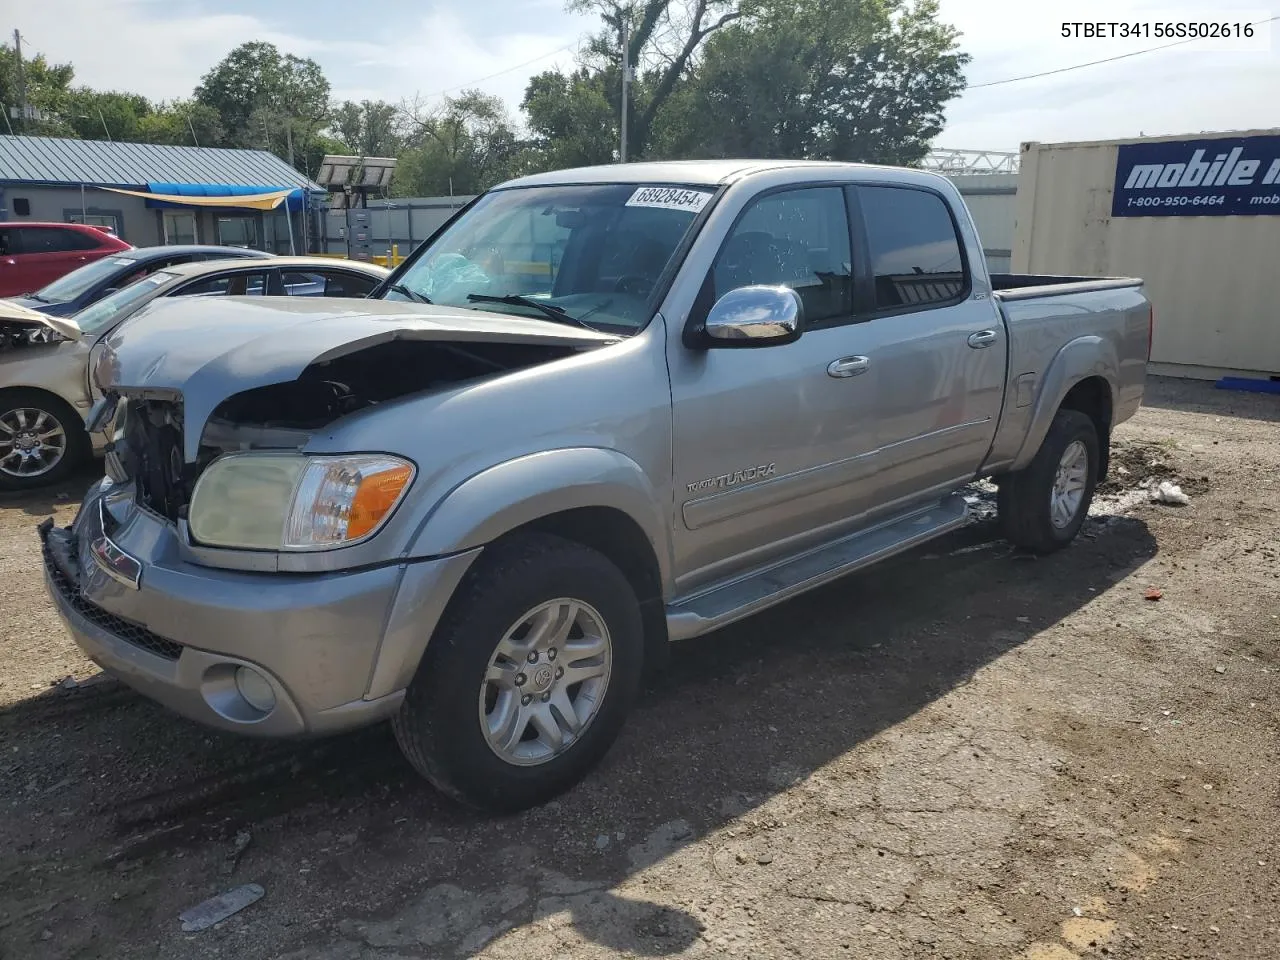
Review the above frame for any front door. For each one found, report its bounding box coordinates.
[851,184,1006,511]
[667,185,879,593]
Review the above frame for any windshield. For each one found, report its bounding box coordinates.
[73,272,176,336]
[382,182,714,333]
[33,255,142,304]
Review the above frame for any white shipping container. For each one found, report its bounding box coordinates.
[947,174,1017,274]
[1012,130,1280,380]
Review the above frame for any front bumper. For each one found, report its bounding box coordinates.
[39,488,475,737]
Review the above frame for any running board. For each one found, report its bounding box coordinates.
[665,495,969,642]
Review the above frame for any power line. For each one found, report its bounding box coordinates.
[968,16,1279,90]
[415,41,579,102]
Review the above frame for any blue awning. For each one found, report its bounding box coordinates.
[144,182,309,212]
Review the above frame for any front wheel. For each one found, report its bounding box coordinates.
[392,532,645,812]
[997,408,1100,553]
[0,390,90,492]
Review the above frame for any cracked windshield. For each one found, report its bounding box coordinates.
[382,183,710,332]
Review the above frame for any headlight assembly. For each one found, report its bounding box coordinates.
[188,453,415,551]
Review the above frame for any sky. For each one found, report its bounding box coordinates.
[7,0,1279,151]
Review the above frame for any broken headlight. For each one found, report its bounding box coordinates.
[188,453,415,551]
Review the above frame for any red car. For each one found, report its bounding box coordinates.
[0,222,133,297]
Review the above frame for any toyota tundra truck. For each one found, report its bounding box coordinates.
[38,160,1152,812]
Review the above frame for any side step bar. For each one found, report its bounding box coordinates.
[665,494,969,642]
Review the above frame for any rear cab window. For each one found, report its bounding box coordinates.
[852,185,968,312]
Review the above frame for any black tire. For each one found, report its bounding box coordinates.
[392,532,645,813]
[997,408,1099,554]
[0,389,90,493]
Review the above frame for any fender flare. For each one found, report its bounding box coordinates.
[406,447,672,585]
[366,449,671,701]
[1010,335,1118,472]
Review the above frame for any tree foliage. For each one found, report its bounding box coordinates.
[673,0,969,165]
[396,90,527,196]
[524,0,968,169]
[331,100,404,158]
[2,2,969,193]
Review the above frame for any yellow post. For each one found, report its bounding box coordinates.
[392,243,400,266]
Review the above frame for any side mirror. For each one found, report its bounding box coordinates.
[703,285,803,347]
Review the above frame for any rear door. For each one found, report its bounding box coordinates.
[849,184,1006,512]
[11,227,103,291]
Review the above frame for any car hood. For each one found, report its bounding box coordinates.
[96,295,620,463]
[0,298,82,339]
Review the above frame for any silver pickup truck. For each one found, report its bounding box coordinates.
[40,160,1151,811]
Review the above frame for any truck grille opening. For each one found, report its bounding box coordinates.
[119,399,194,523]
[41,536,183,661]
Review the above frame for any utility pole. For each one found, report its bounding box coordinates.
[284,116,295,168]
[619,12,630,163]
[13,29,29,133]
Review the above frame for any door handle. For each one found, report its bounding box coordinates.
[967,329,998,349]
[827,355,870,378]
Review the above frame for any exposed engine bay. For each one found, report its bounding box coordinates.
[0,319,68,350]
[110,338,584,522]
[206,338,580,439]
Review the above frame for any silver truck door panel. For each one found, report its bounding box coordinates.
[851,184,1005,508]
[667,184,875,591]
[668,326,879,590]
[867,299,1006,502]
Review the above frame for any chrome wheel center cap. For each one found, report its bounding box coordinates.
[530,664,555,692]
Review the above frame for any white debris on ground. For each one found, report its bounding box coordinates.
[1152,480,1191,506]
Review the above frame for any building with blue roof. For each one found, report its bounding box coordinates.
[0,135,326,253]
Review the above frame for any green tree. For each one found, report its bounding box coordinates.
[522,1,745,164]
[397,90,524,196]
[669,0,969,164]
[195,41,331,169]
[136,100,226,147]
[331,100,403,158]
[58,89,152,141]
[520,68,616,169]
[0,42,75,135]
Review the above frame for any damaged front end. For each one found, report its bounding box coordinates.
[93,298,617,527]
[0,301,80,351]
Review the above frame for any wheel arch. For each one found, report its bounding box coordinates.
[368,450,674,699]
[1010,336,1118,475]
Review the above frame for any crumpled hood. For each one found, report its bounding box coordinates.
[0,297,81,340]
[97,295,618,463]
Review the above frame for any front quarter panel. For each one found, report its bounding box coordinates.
[0,339,95,416]
[408,446,669,575]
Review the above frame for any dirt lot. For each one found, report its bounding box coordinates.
[0,376,1277,960]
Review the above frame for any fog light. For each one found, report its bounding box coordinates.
[234,666,276,713]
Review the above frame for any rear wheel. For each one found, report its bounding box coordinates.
[997,408,1099,553]
[392,532,644,812]
[0,390,89,492]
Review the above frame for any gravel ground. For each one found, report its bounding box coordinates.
[0,375,1277,960]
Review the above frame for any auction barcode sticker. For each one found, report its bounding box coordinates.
[626,186,714,213]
